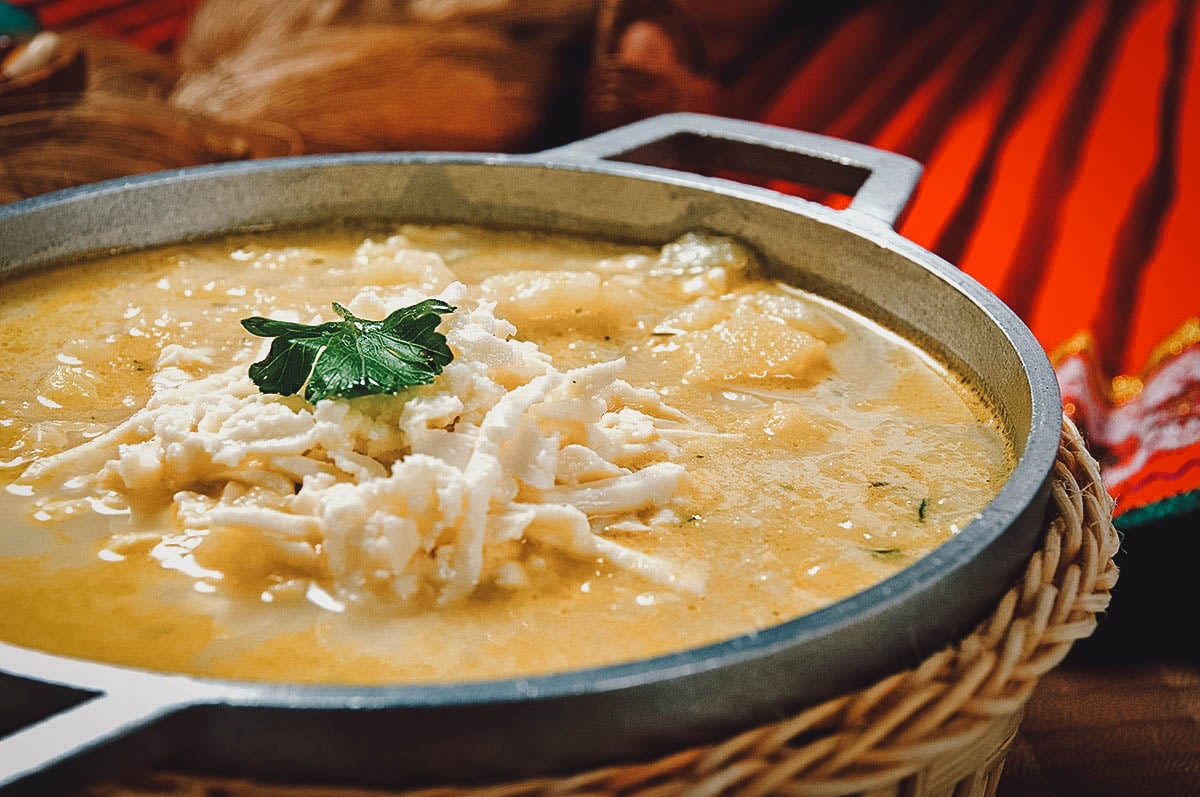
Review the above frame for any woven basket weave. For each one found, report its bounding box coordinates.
[85,415,1118,797]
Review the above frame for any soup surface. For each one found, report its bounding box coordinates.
[0,225,1011,683]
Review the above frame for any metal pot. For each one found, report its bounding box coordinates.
[0,114,1061,795]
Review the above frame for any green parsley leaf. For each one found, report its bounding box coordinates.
[241,300,455,401]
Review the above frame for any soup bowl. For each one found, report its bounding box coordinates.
[0,113,1061,794]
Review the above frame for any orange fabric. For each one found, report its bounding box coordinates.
[942,4,1105,309]
[1130,1,1200,375]
[1028,0,1168,365]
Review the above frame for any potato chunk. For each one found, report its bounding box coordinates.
[684,304,827,382]
[479,270,647,332]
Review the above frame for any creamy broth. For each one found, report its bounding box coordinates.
[0,225,1011,683]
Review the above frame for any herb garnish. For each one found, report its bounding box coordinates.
[241,300,455,401]
[918,498,928,522]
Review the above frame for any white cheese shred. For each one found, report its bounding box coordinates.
[22,283,708,606]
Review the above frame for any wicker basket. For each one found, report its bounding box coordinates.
[83,415,1118,797]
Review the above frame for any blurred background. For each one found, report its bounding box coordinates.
[2,1,1198,794]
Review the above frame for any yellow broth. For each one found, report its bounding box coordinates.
[0,225,1012,683]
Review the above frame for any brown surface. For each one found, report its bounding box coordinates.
[1000,505,1200,797]
[1002,662,1200,797]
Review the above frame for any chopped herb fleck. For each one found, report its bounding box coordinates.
[918,498,928,522]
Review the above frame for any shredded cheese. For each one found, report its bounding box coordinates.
[21,283,709,605]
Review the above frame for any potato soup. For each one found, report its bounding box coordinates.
[0,225,1012,683]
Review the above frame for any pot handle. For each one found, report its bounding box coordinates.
[539,113,922,229]
[0,686,187,795]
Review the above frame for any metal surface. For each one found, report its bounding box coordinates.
[0,114,1061,794]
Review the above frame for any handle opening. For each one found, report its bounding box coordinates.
[0,672,96,740]
[608,131,868,211]
[0,687,184,795]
